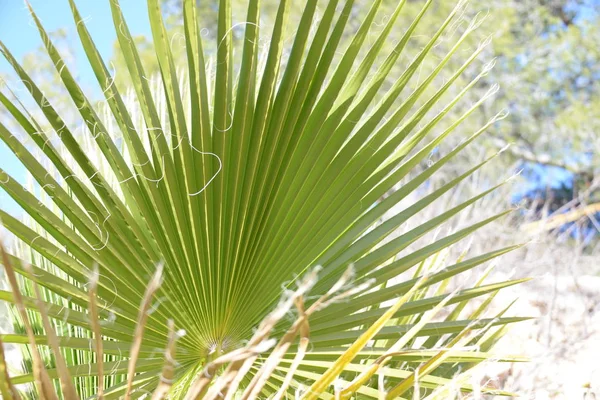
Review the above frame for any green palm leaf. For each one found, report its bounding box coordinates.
[0,0,525,398]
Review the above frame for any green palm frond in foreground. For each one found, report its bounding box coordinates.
[0,0,527,398]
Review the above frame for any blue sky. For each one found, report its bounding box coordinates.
[0,0,151,215]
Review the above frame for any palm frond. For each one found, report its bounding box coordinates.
[0,0,525,398]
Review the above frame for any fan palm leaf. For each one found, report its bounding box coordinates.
[0,0,526,398]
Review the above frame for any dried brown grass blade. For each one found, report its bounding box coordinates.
[124,264,163,400]
[24,263,79,399]
[151,319,178,400]
[185,340,276,400]
[0,241,58,400]
[0,334,22,400]
[271,310,310,400]
[221,355,257,400]
[240,297,309,400]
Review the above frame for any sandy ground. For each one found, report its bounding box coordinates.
[485,272,600,399]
